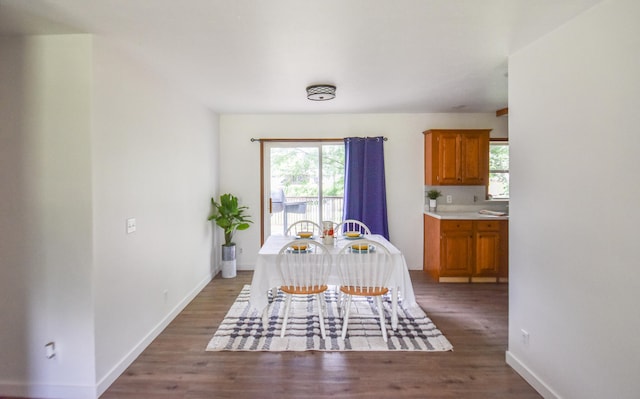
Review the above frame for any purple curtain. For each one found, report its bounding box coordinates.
[343,137,389,239]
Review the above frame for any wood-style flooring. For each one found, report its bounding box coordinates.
[100,271,541,399]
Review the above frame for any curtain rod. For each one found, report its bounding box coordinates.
[250,137,388,142]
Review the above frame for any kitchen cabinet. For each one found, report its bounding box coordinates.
[440,220,474,277]
[423,129,490,185]
[474,220,503,279]
[423,215,508,283]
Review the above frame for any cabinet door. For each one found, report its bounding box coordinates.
[437,132,460,184]
[460,132,489,185]
[441,230,473,276]
[474,230,500,276]
[424,132,437,184]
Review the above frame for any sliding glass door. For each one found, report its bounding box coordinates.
[262,141,344,237]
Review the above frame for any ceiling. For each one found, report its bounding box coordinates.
[0,0,601,114]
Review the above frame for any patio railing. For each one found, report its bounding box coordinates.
[271,196,344,235]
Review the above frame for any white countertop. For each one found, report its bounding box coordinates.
[425,211,508,220]
[424,205,509,220]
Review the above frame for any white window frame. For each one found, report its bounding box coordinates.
[488,139,509,200]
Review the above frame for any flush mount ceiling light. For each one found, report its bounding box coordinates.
[306,84,336,101]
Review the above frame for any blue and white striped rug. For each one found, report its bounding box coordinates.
[206,285,453,352]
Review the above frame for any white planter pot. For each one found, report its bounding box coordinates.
[221,245,237,278]
[429,199,437,211]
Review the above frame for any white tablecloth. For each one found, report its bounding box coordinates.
[249,234,417,328]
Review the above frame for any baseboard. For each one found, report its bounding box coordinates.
[96,272,214,397]
[505,351,561,399]
[0,381,96,399]
[470,276,498,283]
[439,276,470,283]
[236,262,253,271]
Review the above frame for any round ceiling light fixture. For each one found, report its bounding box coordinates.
[306,84,336,101]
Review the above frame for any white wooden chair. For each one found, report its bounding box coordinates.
[285,220,321,237]
[336,219,371,238]
[335,219,371,303]
[275,239,332,338]
[337,238,393,342]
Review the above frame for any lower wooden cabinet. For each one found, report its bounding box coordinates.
[440,220,474,278]
[424,215,508,283]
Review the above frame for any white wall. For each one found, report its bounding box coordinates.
[0,35,96,398]
[0,34,219,398]
[91,37,219,394]
[219,113,507,271]
[507,0,640,398]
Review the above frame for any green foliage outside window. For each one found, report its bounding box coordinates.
[489,143,509,199]
[270,144,345,197]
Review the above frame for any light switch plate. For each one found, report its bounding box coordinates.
[126,218,136,234]
[45,342,56,359]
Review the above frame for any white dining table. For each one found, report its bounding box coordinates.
[249,234,417,330]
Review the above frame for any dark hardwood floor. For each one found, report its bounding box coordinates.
[100,271,541,399]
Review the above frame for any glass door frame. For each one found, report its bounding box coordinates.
[259,138,343,244]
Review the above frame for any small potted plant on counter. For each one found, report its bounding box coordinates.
[208,193,252,278]
[427,189,442,212]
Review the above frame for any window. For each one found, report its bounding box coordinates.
[488,140,509,199]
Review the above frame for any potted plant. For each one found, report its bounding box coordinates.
[426,189,442,212]
[208,193,252,278]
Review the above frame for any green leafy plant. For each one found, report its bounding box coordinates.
[208,193,252,246]
[427,189,442,200]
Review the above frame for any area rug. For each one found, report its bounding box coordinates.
[206,285,453,352]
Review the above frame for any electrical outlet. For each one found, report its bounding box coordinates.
[446,195,453,204]
[521,329,530,346]
[126,218,136,234]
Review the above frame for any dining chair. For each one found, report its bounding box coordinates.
[336,219,371,237]
[275,239,332,339]
[337,238,393,342]
[285,220,322,237]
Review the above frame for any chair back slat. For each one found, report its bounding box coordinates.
[277,239,331,290]
[337,239,392,293]
[285,220,322,237]
[336,219,371,237]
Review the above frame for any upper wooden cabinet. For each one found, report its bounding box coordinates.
[423,129,491,185]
